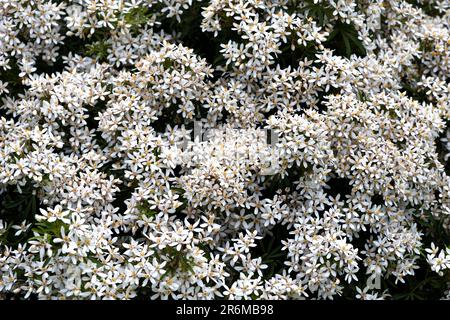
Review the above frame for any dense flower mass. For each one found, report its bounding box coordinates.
[1,0,450,300]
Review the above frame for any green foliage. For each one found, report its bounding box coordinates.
[387,262,450,300]
[0,184,38,225]
[163,58,174,70]
[137,201,157,219]
[0,183,40,245]
[302,0,334,27]
[31,219,69,241]
[0,58,25,105]
[160,247,196,276]
[327,22,366,58]
[85,40,110,61]
[123,6,154,31]
[255,225,288,280]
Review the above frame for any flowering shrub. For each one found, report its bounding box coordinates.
[1,0,450,300]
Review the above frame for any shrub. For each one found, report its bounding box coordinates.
[1,0,450,300]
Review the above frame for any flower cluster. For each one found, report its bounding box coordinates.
[1,0,450,300]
